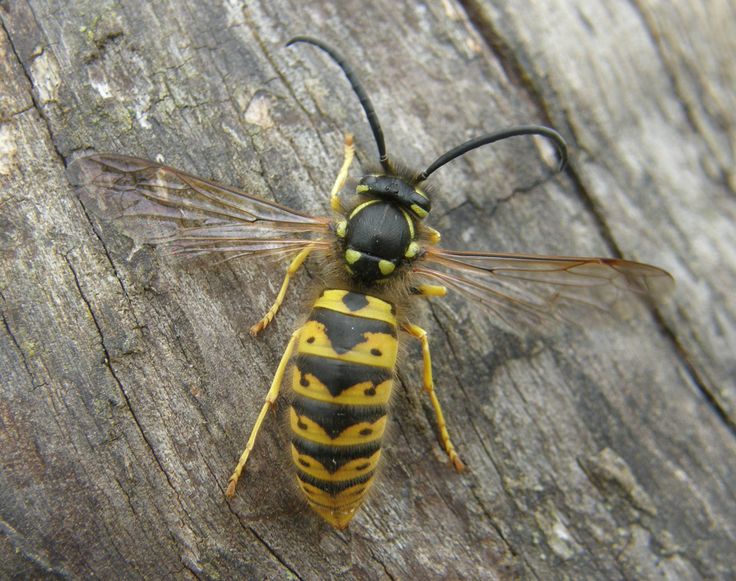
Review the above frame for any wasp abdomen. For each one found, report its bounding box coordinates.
[289,289,398,528]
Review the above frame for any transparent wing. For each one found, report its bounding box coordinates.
[417,247,673,331]
[67,153,333,259]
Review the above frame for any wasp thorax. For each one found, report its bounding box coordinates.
[341,200,416,283]
[356,175,431,219]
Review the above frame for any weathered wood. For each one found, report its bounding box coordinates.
[1,0,734,579]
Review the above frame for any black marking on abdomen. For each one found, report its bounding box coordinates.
[309,308,396,354]
[292,437,380,473]
[295,353,391,398]
[341,292,370,312]
[292,395,386,439]
[297,469,374,496]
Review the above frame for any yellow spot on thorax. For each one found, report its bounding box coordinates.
[378,260,395,276]
[345,249,361,264]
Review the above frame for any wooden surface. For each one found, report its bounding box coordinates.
[1,0,734,579]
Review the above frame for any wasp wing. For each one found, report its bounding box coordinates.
[417,248,673,330]
[67,153,332,259]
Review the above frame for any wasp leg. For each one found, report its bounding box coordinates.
[404,322,465,472]
[330,134,355,211]
[411,284,447,298]
[424,226,441,245]
[250,247,312,336]
[226,328,300,497]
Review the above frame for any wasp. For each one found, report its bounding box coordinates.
[68,37,673,529]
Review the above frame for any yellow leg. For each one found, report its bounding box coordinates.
[412,284,447,298]
[250,247,312,336]
[424,226,441,244]
[226,328,300,497]
[404,323,465,472]
[330,134,355,211]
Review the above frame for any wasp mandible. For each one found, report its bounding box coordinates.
[68,37,673,529]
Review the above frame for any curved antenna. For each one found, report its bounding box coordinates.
[287,36,390,171]
[416,125,568,183]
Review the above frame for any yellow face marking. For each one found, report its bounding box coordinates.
[356,184,369,194]
[345,249,361,264]
[291,444,382,482]
[410,203,428,218]
[378,260,395,276]
[289,407,387,445]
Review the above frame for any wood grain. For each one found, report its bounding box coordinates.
[1,0,734,578]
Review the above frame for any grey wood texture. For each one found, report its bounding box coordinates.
[1,0,734,579]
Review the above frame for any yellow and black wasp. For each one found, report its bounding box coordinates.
[68,37,673,529]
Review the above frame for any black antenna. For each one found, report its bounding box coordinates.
[287,36,390,171]
[416,125,568,183]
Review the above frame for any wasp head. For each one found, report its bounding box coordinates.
[356,175,431,220]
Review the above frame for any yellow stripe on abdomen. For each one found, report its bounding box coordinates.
[289,290,398,529]
[312,289,396,324]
